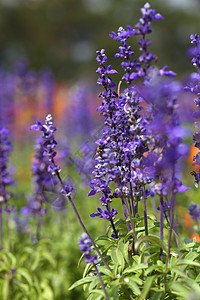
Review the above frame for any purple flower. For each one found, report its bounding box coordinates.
[78,233,98,264]
[60,185,73,197]
[23,136,57,217]
[189,203,200,220]
[0,128,14,203]
[90,207,118,220]
[30,114,61,176]
[185,33,200,187]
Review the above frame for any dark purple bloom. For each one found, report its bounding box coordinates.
[90,207,118,220]
[60,185,73,197]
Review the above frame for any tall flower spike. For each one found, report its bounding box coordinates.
[30,115,111,271]
[22,137,57,218]
[30,114,61,176]
[0,127,14,250]
[184,34,200,188]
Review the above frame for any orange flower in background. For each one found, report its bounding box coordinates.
[182,213,194,229]
[190,233,200,242]
[188,144,199,170]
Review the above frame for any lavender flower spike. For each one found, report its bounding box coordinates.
[30,114,61,176]
[0,127,14,250]
[79,233,98,264]
[30,115,112,272]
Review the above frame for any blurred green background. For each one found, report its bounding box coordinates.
[0,0,199,82]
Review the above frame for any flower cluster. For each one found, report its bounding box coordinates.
[184,34,200,188]
[89,3,189,246]
[0,128,14,204]
[30,114,61,176]
[22,137,57,217]
[188,203,200,221]
[78,233,98,264]
[110,3,166,84]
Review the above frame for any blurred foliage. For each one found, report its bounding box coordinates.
[0,0,199,81]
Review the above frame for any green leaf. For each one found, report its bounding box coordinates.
[169,282,191,299]
[41,252,56,268]
[6,253,17,268]
[98,266,113,278]
[138,275,156,300]
[77,253,85,268]
[176,260,200,267]
[135,235,167,253]
[83,263,93,278]
[31,252,40,271]
[68,277,94,291]
[123,241,130,264]
[124,277,141,295]
[123,264,148,274]
[41,281,54,300]
[1,279,9,300]
[152,291,164,300]
[184,238,195,244]
[16,268,33,286]
[184,251,199,261]
[195,272,200,283]
[144,262,165,276]
[89,289,105,297]
[88,277,100,292]
[87,292,103,300]
[111,248,125,271]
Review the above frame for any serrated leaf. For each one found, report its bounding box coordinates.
[68,277,94,291]
[111,248,125,271]
[138,275,156,300]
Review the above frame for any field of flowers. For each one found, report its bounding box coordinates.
[1,3,200,299]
